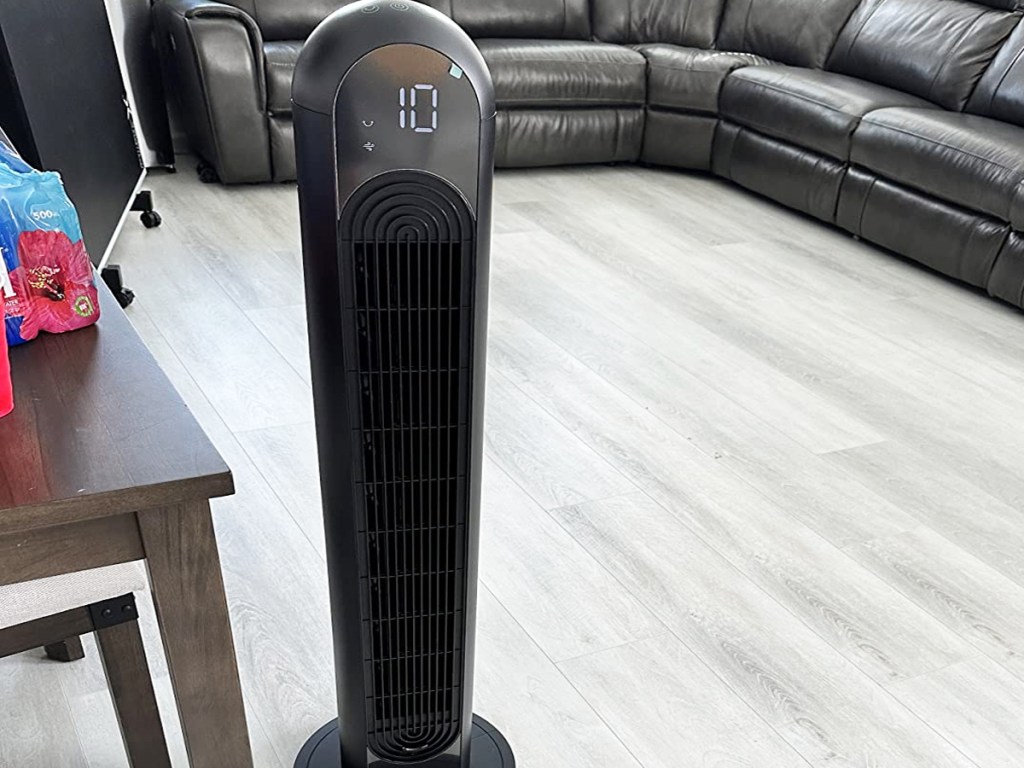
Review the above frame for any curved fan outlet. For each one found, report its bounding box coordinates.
[341,172,476,763]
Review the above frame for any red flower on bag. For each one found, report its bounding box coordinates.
[10,230,98,339]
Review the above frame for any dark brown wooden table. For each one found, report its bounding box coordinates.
[0,283,253,768]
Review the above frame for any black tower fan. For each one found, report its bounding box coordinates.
[292,2,512,767]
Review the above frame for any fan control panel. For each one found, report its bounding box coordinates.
[335,44,488,214]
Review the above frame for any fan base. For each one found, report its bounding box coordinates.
[295,715,515,768]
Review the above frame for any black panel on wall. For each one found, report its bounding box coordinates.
[0,0,143,265]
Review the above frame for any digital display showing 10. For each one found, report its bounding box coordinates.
[399,84,439,134]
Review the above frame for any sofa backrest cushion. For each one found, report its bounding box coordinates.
[716,0,863,68]
[968,20,1024,123]
[219,0,349,40]
[828,0,1020,110]
[222,0,590,41]
[590,0,727,48]
[974,0,1024,8]
[434,0,591,39]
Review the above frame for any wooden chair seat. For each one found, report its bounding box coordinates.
[0,561,147,629]
[0,563,171,767]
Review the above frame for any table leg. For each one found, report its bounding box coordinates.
[138,501,253,768]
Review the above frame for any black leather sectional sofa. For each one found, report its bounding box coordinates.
[154,0,1024,311]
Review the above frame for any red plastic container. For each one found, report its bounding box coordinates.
[0,327,12,418]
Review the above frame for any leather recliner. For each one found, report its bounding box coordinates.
[153,0,346,183]
[153,0,653,178]
[153,0,1024,313]
[153,0,865,178]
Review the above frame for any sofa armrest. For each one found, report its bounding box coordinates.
[162,0,258,24]
[153,0,272,183]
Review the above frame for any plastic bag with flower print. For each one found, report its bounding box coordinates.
[0,143,99,346]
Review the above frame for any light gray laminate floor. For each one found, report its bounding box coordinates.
[5,164,1024,768]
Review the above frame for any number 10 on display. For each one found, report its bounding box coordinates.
[400,84,439,133]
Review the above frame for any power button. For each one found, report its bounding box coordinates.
[361,4,380,12]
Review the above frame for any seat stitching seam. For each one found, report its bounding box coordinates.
[983,227,1013,289]
[681,0,694,44]
[978,41,1024,113]
[740,0,755,51]
[831,164,848,221]
[248,0,261,32]
[832,0,885,68]
[749,77,931,113]
[962,12,1024,109]
[730,78,878,117]
[857,172,878,234]
[485,51,643,64]
[862,119,1024,176]
[498,96,645,105]
[927,13,985,106]
[649,60,762,75]
[731,116,845,158]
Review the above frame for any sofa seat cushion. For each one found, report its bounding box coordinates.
[636,44,771,114]
[720,66,937,160]
[477,39,647,108]
[264,41,302,116]
[852,107,1024,224]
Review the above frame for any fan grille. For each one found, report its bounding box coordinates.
[343,173,475,763]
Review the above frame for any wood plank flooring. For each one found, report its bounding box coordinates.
[5,163,1024,767]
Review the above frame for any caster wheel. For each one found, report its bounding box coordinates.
[197,161,219,184]
[102,265,136,308]
[141,210,162,229]
[114,287,136,309]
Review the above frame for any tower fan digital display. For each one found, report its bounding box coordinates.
[292,2,512,767]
